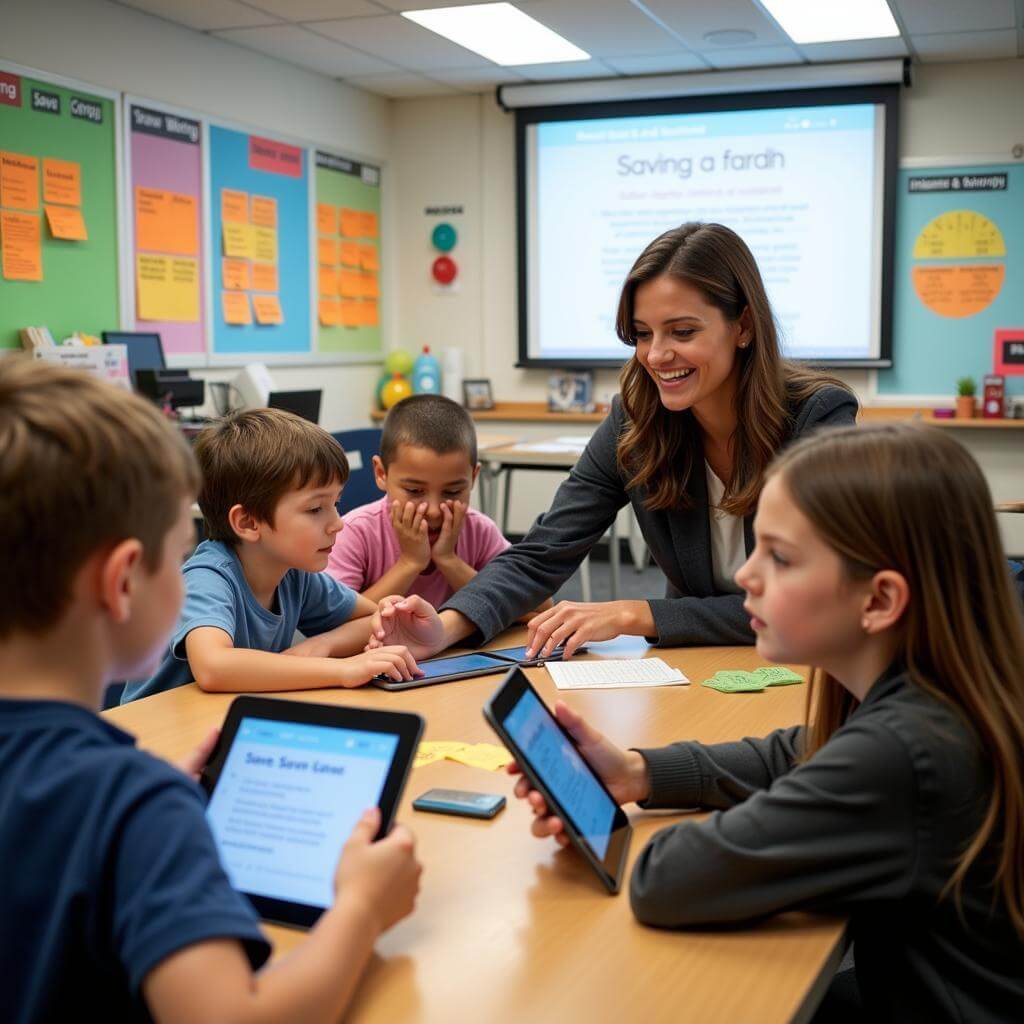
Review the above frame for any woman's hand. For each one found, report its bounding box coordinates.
[526,599,654,658]
[508,701,649,846]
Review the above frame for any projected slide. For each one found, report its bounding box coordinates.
[526,103,884,363]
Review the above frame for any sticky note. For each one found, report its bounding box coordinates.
[360,210,379,238]
[252,226,277,263]
[361,272,380,298]
[359,244,379,271]
[222,290,252,325]
[340,300,361,327]
[251,262,278,293]
[44,205,88,241]
[317,236,338,266]
[42,158,81,207]
[1,152,40,212]
[339,240,360,267]
[136,254,199,322]
[250,194,277,228]
[252,293,283,325]
[339,206,361,237]
[221,188,248,224]
[318,298,341,326]
[222,222,253,259]
[318,264,338,298]
[338,269,362,298]
[752,666,804,686]
[316,203,336,235]
[222,257,250,291]
[1,210,43,281]
[360,300,379,327]
[701,670,767,693]
[413,741,512,772]
[135,188,198,256]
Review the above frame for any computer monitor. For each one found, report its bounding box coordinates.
[268,390,322,424]
[102,331,166,387]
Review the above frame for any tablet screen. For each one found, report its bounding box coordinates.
[502,687,616,858]
[418,653,506,679]
[205,716,399,909]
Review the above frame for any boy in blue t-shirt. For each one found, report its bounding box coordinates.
[0,359,422,1023]
[122,407,421,703]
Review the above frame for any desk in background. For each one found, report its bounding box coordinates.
[104,632,844,1024]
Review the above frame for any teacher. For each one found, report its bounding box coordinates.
[384,222,856,657]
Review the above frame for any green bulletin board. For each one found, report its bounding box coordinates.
[0,64,119,349]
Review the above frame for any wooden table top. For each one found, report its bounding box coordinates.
[104,631,844,1024]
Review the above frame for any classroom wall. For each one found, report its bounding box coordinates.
[1,0,393,430]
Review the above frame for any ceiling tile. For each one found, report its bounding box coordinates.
[516,0,679,58]
[213,24,397,76]
[800,37,910,61]
[248,0,380,19]
[893,0,1015,34]
[311,14,493,70]
[346,72,464,97]
[372,0,500,8]
[639,0,790,48]
[911,29,1019,61]
[602,51,710,74]
[115,0,280,31]
[701,44,803,69]
[429,66,532,90]
[511,58,620,80]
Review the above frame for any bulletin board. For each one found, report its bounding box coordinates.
[0,61,120,350]
[878,159,1024,398]
[314,149,383,357]
[208,122,311,362]
[124,97,206,363]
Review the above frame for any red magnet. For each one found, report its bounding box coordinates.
[432,255,457,285]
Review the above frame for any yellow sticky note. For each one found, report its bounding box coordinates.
[1,152,39,212]
[317,203,337,235]
[359,243,379,271]
[1,210,43,281]
[251,194,277,228]
[319,264,338,298]
[447,743,513,772]
[223,222,253,259]
[135,188,198,257]
[318,298,342,326]
[45,205,88,241]
[252,293,283,325]
[251,262,278,293]
[223,290,252,325]
[136,254,200,322]
[222,257,250,291]
[338,269,362,299]
[221,188,248,224]
[42,158,81,207]
[252,226,277,264]
[339,241,360,267]
[317,236,338,267]
[339,206,361,238]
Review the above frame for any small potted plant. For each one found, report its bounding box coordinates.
[955,376,977,419]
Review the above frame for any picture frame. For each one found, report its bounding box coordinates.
[547,370,594,413]
[462,378,495,411]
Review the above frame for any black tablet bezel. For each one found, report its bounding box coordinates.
[200,696,424,929]
[372,651,512,691]
[483,668,632,894]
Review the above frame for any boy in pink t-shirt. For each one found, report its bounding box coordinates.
[327,395,511,609]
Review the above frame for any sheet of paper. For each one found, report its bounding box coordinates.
[316,203,337,235]
[135,187,198,256]
[251,261,278,293]
[1,210,43,281]
[42,158,81,207]
[221,188,248,224]
[136,254,199,322]
[546,658,689,690]
[317,236,338,266]
[318,298,341,326]
[222,290,252,325]
[318,264,338,298]
[339,240,360,267]
[222,222,253,259]
[252,226,277,263]
[222,257,250,291]
[1,152,39,212]
[250,194,277,228]
[359,243,379,271]
[339,206,361,237]
[44,205,87,241]
[252,293,283,325]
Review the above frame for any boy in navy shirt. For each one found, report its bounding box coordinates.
[0,359,422,1023]
[122,407,420,702]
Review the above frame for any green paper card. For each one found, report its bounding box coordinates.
[752,666,804,686]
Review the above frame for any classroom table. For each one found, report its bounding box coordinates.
[104,632,846,1024]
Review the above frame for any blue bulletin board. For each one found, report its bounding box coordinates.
[209,123,311,361]
[879,161,1024,398]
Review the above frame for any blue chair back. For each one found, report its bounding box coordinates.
[332,428,384,515]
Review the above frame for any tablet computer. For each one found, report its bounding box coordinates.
[483,668,632,894]
[373,645,578,692]
[200,696,423,929]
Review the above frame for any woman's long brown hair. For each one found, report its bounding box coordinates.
[771,423,1024,937]
[615,222,852,515]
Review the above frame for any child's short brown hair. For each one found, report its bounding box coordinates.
[194,408,349,544]
[379,394,477,467]
[0,356,199,640]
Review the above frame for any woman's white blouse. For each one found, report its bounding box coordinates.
[704,461,746,595]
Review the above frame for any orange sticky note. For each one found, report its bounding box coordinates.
[340,299,361,327]
[223,290,252,325]
[360,210,379,238]
[338,269,362,298]
[251,195,277,228]
[319,265,338,298]
[252,294,284,325]
[317,236,338,266]
[223,258,250,291]
[317,203,337,235]
[42,158,82,207]
[358,244,379,271]
[339,207,361,237]
[221,188,249,224]
[1,152,40,212]
[361,272,379,298]
[319,298,341,326]
[339,241,360,267]
[251,262,278,293]
[360,299,379,327]
[1,210,43,281]
[44,205,88,241]
[135,187,198,256]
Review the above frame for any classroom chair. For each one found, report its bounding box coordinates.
[332,428,383,515]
